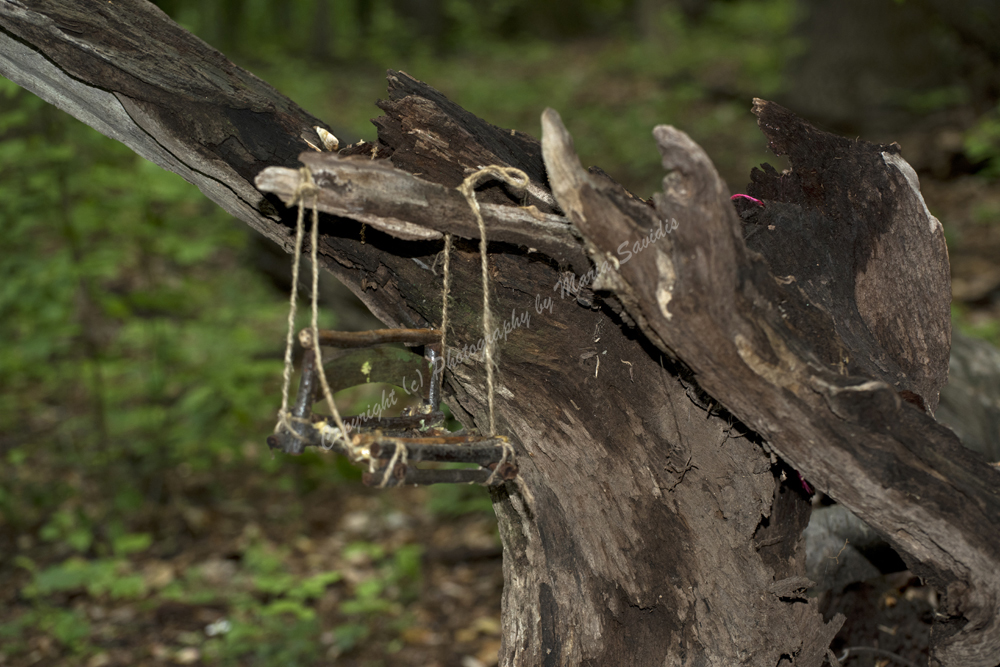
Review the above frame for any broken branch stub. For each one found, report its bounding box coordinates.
[744,98,951,412]
[254,151,588,271]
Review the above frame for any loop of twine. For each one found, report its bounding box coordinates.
[378,440,408,489]
[456,166,529,437]
[485,439,516,486]
[317,421,340,450]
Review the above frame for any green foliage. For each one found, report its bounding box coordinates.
[965,102,1000,179]
[0,605,96,657]
[236,0,801,196]
[953,303,1000,347]
[113,531,154,556]
[0,76,300,531]
[427,475,495,517]
[38,507,94,553]
[899,85,969,115]
[338,541,422,615]
[41,608,92,651]
[291,570,345,601]
[330,621,371,653]
[4,532,418,663]
[0,72,356,663]
[168,537,417,664]
[25,556,147,601]
[209,613,323,666]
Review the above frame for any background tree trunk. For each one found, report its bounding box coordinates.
[2,2,998,665]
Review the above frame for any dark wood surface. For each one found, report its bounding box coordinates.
[2,2,998,665]
[542,103,1000,666]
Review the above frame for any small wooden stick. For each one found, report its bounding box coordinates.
[362,464,515,487]
[366,436,513,467]
[299,328,442,349]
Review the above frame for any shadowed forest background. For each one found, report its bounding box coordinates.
[1,0,999,665]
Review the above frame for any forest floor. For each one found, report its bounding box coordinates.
[0,461,507,667]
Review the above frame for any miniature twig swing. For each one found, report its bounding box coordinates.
[266,163,521,488]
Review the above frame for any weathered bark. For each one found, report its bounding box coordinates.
[2,2,999,666]
[539,106,1000,666]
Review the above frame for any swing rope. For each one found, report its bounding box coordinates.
[306,179,349,443]
[440,232,452,385]
[455,166,529,437]
[378,440,408,488]
[275,168,348,447]
[274,169,313,438]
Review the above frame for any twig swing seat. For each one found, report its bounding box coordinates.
[266,163,521,489]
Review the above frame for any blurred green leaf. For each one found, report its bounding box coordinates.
[112,532,152,556]
[965,103,1000,178]
[332,622,370,652]
[427,481,494,517]
[41,608,91,651]
[260,599,316,621]
[29,557,93,597]
[288,570,342,601]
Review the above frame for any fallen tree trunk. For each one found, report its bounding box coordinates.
[2,2,998,665]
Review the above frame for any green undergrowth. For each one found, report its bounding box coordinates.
[0,77,412,662]
[953,303,1000,348]
[0,75,301,526]
[0,74,488,663]
[965,102,1000,179]
[2,528,423,664]
[236,0,802,195]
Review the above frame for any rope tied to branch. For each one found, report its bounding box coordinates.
[275,167,349,449]
[453,166,529,437]
[274,168,314,438]
[485,438,517,486]
[440,232,453,383]
[277,164,526,489]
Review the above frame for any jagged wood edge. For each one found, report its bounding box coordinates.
[744,98,951,412]
[255,152,588,271]
[541,107,1000,666]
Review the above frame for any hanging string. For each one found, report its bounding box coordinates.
[439,233,452,378]
[274,168,348,448]
[456,166,529,436]
[305,174,349,443]
[278,164,529,489]
[275,168,315,436]
[378,440,408,488]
